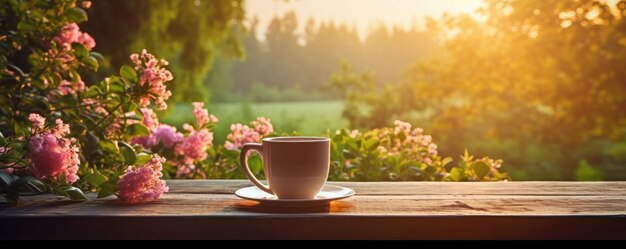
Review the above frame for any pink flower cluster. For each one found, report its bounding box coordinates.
[175,126,213,164]
[81,1,92,8]
[193,102,218,128]
[29,113,46,130]
[27,114,80,184]
[130,50,173,110]
[140,108,160,132]
[117,155,169,204]
[53,23,95,51]
[153,125,183,148]
[130,108,181,148]
[389,120,439,165]
[250,117,274,137]
[224,117,274,150]
[129,104,217,172]
[57,80,85,96]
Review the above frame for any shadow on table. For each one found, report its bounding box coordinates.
[231,200,354,214]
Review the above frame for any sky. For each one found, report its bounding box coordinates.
[245,0,485,40]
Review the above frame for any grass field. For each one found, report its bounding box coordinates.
[160,101,348,145]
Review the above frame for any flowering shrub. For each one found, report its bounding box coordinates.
[0,1,509,206]
[0,0,175,204]
[328,121,509,181]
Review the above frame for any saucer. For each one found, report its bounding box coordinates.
[235,185,355,207]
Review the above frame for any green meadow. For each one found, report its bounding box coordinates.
[160,101,348,145]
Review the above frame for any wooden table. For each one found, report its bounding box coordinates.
[1,180,625,239]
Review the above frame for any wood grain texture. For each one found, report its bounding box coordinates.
[1,180,626,239]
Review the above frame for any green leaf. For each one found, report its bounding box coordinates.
[58,172,67,184]
[34,0,51,8]
[118,141,137,165]
[0,171,14,187]
[69,69,82,82]
[72,42,88,59]
[364,138,380,152]
[109,80,126,94]
[120,65,138,83]
[127,123,150,137]
[424,165,437,175]
[17,20,37,32]
[97,182,118,199]
[330,141,343,160]
[449,167,462,182]
[122,101,137,113]
[85,85,101,98]
[66,7,88,23]
[135,153,152,166]
[52,187,70,198]
[83,56,99,71]
[474,161,491,180]
[0,131,5,144]
[25,177,47,192]
[65,187,87,200]
[84,172,108,187]
[342,149,357,160]
[99,141,118,156]
[89,52,105,64]
[441,157,453,167]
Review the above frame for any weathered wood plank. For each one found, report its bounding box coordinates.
[3,193,626,216]
[1,181,626,239]
[166,180,626,196]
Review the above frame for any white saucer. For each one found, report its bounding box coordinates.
[235,185,355,207]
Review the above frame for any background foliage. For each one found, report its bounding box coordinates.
[82,0,245,101]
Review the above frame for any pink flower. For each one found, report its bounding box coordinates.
[127,108,161,148]
[154,125,183,148]
[139,108,160,132]
[81,1,92,8]
[130,50,173,110]
[175,164,207,179]
[131,135,158,148]
[29,113,46,130]
[394,120,412,135]
[428,143,438,156]
[224,124,260,150]
[51,119,70,138]
[53,23,95,51]
[349,129,360,138]
[192,102,217,127]
[77,33,95,50]
[117,155,169,204]
[490,159,504,169]
[175,128,213,164]
[29,134,80,184]
[57,80,86,96]
[251,117,274,137]
[83,98,108,115]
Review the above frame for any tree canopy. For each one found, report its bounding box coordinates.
[331,0,626,180]
[83,0,245,101]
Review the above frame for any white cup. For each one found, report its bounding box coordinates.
[240,137,331,199]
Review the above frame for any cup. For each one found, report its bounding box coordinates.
[240,137,331,199]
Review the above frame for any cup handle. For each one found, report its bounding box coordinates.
[240,143,272,195]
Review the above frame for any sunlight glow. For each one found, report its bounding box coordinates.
[246,0,484,40]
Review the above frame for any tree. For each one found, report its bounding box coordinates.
[332,0,626,180]
[82,0,246,101]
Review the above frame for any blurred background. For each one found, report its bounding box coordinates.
[81,0,626,181]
